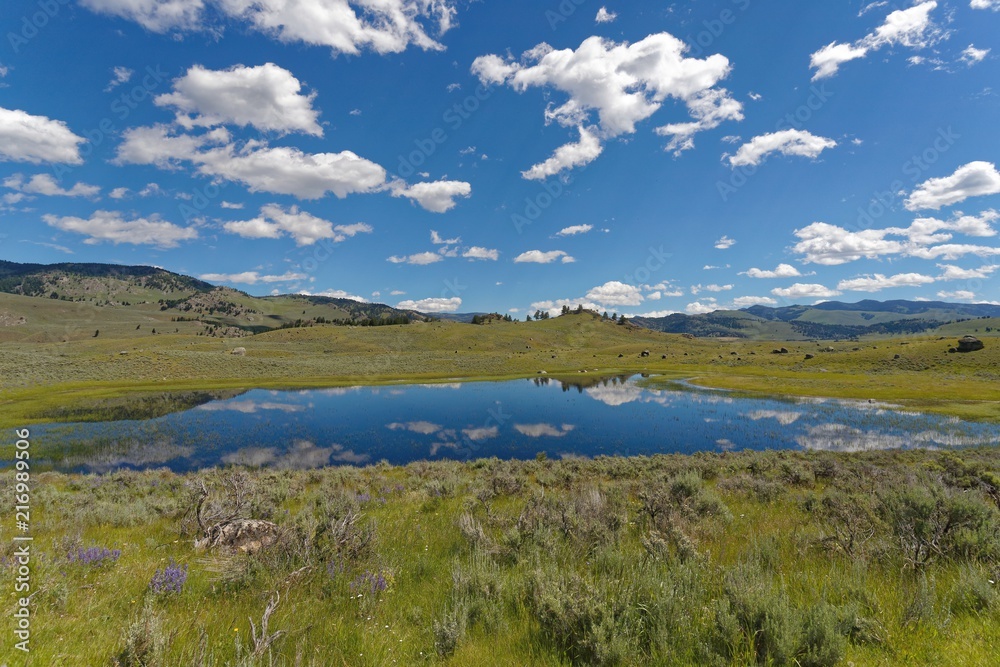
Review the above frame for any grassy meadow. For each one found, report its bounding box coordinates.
[4,292,1000,665]
[4,449,999,665]
[2,302,1000,428]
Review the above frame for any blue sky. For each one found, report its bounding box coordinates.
[1,0,1000,316]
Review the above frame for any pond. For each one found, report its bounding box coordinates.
[30,375,1000,473]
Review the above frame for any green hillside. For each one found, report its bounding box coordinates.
[2,260,999,427]
[0,260,426,342]
[636,300,1000,340]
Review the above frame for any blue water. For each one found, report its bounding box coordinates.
[32,375,1000,472]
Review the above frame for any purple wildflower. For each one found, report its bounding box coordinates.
[350,570,388,595]
[149,559,188,594]
[68,546,122,567]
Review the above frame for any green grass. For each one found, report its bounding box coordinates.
[3,309,999,427]
[5,449,998,665]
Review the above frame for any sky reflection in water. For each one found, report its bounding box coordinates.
[33,375,1000,473]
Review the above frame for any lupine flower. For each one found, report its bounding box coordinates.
[327,558,345,579]
[350,570,391,595]
[149,559,188,594]
[68,546,122,567]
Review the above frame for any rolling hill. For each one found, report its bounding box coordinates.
[0,260,427,342]
[3,260,1000,343]
[627,300,1000,340]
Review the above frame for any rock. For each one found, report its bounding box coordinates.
[804,354,814,360]
[661,354,667,359]
[893,354,901,360]
[537,370,547,374]
[781,347,789,354]
[957,336,984,353]
[948,348,957,354]
[640,350,650,357]
[231,347,247,356]
[195,519,279,554]
[823,346,835,352]
[618,353,624,358]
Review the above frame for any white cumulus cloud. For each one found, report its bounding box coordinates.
[810,1,945,80]
[743,263,802,278]
[728,129,837,167]
[391,180,471,213]
[836,272,936,292]
[43,210,198,247]
[462,246,499,261]
[937,289,976,300]
[714,235,736,249]
[155,63,323,136]
[905,162,1000,211]
[0,106,85,164]
[595,7,617,23]
[514,250,575,264]
[79,0,205,32]
[521,125,604,181]
[586,281,644,306]
[396,296,462,312]
[792,211,998,265]
[223,203,372,246]
[937,263,999,280]
[472,32,742,176]
[556,224,593,236]
[960,44,990,66]
[4,173,99,197]
[81,0,458,55]
[732,296,778,308]
[387,251,443,265]
[771,283,842,299]
[200,271,307,284]
[685,300,718,314]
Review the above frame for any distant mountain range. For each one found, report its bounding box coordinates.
[632,300,1000,340]
[2,260,998,340]
[0,260,428,334]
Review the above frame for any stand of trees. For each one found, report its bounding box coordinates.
[471,313,515,325]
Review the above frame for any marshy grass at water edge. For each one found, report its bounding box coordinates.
[3,449,999,665]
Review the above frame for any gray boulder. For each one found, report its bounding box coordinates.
[957,336,984,353]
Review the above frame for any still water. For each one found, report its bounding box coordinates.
[32,375,1000,473]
